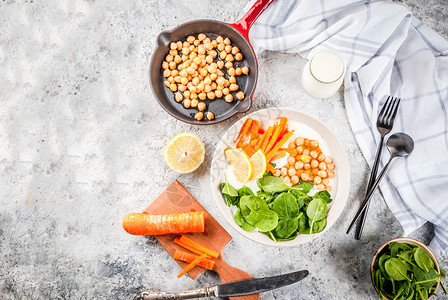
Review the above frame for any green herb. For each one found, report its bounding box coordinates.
[372,242,446,299]
[220,173,333,242]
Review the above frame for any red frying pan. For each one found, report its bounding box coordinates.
[149,0,275,124]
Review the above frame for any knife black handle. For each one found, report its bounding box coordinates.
[134,287,216,300]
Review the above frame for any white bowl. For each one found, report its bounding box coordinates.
[210,107,351,246]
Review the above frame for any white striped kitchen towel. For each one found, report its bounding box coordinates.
[247,0,448,257]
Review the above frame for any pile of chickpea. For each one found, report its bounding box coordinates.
[162,33,249,121]
[272,137,335,191]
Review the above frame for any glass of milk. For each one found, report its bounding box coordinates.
[301,50,345,99]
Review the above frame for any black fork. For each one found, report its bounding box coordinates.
[351,96,401,238]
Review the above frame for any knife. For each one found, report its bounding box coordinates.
[134,270,309,300]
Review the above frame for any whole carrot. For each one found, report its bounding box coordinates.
[122,211,204,235]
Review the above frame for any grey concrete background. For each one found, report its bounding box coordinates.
[0,0,447,299]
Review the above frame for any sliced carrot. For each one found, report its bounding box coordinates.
[234,119,252,143]
[177,235,219,258]
[173,250,214,270]
[236,119,253,147]
[260,126,274,152]
[266,163,276,175]
[177,253,209,278]
[250,139,259,147]
[174,238,205,256]
[241,144,256,157]
[265,125,282,154]
[250,120,260,142]
[269,150,287,162]
[278,117,288,131]
[122,212,204,235]
[266,131,294,161]
[255,129,269,151]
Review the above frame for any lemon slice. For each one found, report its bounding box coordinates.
[224,148,252,183]
[164,133,205,174]
[250,149,267,180]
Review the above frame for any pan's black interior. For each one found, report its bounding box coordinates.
[149,20,258,125]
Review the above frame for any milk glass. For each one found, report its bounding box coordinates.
[301,50,345,99]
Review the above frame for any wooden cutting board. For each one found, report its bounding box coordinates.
[144,180,259,300]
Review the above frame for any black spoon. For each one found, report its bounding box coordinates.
[347,133,414,234]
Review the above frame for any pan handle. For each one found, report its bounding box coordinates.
[230,0,276,40]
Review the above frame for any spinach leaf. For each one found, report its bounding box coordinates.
[221,180,238,197]
[290,181,313,194]
[414,247,434,273]
[312,190,332,204]
[385,258,411,281]
[413,265,439,289]
[298,214,310,234]
[234,208,255,232]
[238,186,254,197]
[311,218,326,234]
[389,242,412,257]
[257,190,275,204]
[378,254,392,280]
[274,216,300,239]
[288,189,307,209]
[306,198,328,221]
[271,192,300,219]
[247,208,279,231]
[257,175,290,194]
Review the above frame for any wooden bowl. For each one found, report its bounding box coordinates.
[370,237,440,300]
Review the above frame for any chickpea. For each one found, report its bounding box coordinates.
[231,46,240,55]
[190,92,198,100]
[184,90,191,98]
[327,171,335,178]
[322,178,329,185]
[229,76,236,84]
[222,88,230,96]
[186,66,195,75]
[317,170,327,178]
[224,79,230,87]
[167,76,174,83]
[291,175,299,185]
[205,43,213,51]
[174,55,182,64]
[192,77,199,86]
[177,84,186,92]
[211,40,218,48]
[174,76,181,83]
[242,66,249,75]
[301,172,311,182]
[169,61,176,69]
[174,93,183,102]
[183,98,191,108]
[218,43,225,52]
[324,157,333,164]
[280,167,288,176]
[210,73,218,81]
[303,148,310,156]
[224,45,232,53]
[198,92,206,100]
[206,111,214,120]
[219,50,227,60]
[304,163,311,170]
[235,68,242,76]
[204,85,212,93]
[317,153,325,161]
[198,33,206,41]
[288,142,296,149]
[311,159,319,169]
[187,36,195,44]
[217,60,224,69]
[327,163,335,170]
[215,90,223,98]
[224,37,231,45]
[198,45,206,55]
[283,176,292,186]
[228,68,236,76]
[310,150,318,159]
[216,77,226,86]
[182,54,189,62]
[169,49,178,56]
[225,54,234,62]
[312,169,319,176]
[287,156,296,165]
[206,55,213,64]
[163,69,171,77]
[224,61,233,69]
[236,91,245,100]
[181,77,188,86]
[295,161,304,169]
[203,77,212,85]
[191,99,198,108]
[314,176,322,185]
[229,84,239,91]
[189,86,197,94]
[301,154,311,163]
[310,140,319,148]
[195,112,204,121]
[193,39,200,46]
[288,168,297,176]
[198,102,206,111]
[207,92,216,100]
[210,49,218,57]
[169,83,177,92]
[296,146,304,154]
[183,41,190,48]
[317,184,325,190]
[211,82,217,90]
[216,36,224,43]
[319,162,327,170]
[207,65,217,74]
[162,61,169,69]
[235,53,243,61]
[166,54,173,62]
[181,47,190,55]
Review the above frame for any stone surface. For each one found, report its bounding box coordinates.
[0,0,447,299]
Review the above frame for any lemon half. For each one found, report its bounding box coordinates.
[224,148,252,183]
[164,133,205,174]
[250,149,267,180]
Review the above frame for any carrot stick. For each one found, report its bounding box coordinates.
[260,126,274,153]
[241,144,255,157]
[234,119,251,143]
[265,125,282,154]
[178,235,219,258]
[177,253,209,278]
[250,139,259,147]
[255,129,269,151]
[250,120,259,142]
[236,119,253,147]
[174,238,205,256]
[122,212,205,235]
[266,131,294,161]
[266,163,276,174]
[278,117,288,131]
[173,250,214,270]
[269,150,287,162]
